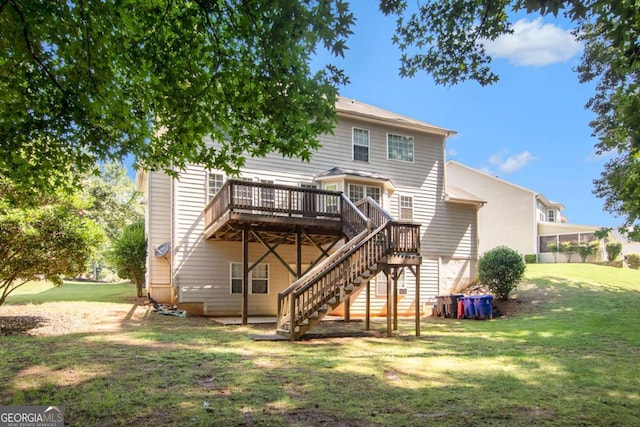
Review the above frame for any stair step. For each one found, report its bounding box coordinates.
[318,304,328,313]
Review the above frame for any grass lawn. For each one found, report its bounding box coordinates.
[4,280,136,304]
[1,264,639,426]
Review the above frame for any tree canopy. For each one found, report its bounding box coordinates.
[2,0,639,236]
[0,0,353,194]
[382,0,640,236]
[110,220,146,297]
[0,182,103,306]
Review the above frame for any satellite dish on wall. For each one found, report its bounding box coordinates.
[154,242,171,258]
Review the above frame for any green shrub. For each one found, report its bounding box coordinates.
[577,241,599,263]
[606,242,623,262]
[560,241,577,262]
[627,253,640,269]
[524,254,537,264]
[478,246,526,301]
[547,242,559,263]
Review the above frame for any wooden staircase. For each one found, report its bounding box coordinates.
[276,196,419,339]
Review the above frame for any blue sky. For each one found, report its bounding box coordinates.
[310,3,618,228]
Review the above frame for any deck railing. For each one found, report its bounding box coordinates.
[204,180,344,229]
[340,194,371,239]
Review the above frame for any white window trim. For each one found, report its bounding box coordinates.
[399,194,414,220]
[347,182,382,204]
[206,171,225,201]
[352,127,370,163]
[230,262,270,295]
[386,132,415,163]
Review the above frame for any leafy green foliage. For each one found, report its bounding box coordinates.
[110,221,146,297]
[577,241,599,263]
[0,183,103,306]
[477,246,526,300]
[547,242,560,263]
[0,0,354,195]
[382,1,640,237]
[524,254,537,264]
[593,155,640,241]
[594,227,613,240]
[560,241,577,263]
[81,162,143,280]
[606,242,623,262]
[626,253,640,269]
[82,162,143,242]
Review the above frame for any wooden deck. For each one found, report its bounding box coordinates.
[204,180,366,245]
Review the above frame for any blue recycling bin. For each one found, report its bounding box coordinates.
[473,295,493,319]
[460,296,475,318]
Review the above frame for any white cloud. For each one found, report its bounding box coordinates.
[484,18,582,66]
[487,150,537,173]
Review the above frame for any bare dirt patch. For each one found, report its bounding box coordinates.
[0,298,150,336]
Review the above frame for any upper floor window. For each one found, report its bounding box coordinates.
[230,262,269,294]
[548,210,555,222]
[387,133,414,162]
[353,128,370,162]
[399,195,413,220]
[207,172,225,201]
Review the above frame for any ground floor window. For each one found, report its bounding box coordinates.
[375,270,406,296]
[230,262,269,294]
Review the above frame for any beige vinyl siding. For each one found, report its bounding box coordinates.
[146,171,172,302]
[447,162,536,255]
[345,257,439,317]
[161,115,477,315]
[171,164,339,315]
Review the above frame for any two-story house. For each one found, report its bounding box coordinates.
[446,160,602,263]
[137,97,483,338]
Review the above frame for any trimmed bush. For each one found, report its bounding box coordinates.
[478,246,526,301]
[627,253,640,269]
[577,241,599,263]
[524,254,537,264]
[606,242,623,262]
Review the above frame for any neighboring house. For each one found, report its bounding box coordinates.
[446,161,602,263]
[137,97,483,338]
[612,229,640,257]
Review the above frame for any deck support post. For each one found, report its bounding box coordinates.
[365,279,370,331]
[393,267,399,331]
[386,267,392,337]
[345,295,351,322]
[415,265,421,337]
[296,228,302,278]
[242,227,249,325]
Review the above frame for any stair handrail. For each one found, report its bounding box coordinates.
[293,221,389,298]
[340,194,371,238]
[355,197,393,229]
